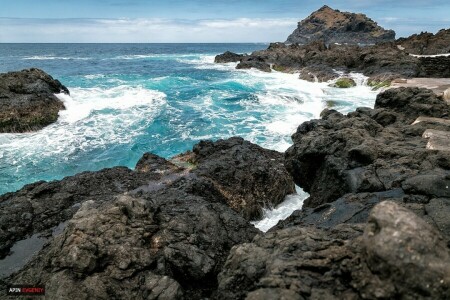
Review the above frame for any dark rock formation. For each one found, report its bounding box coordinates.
[419,56,450,78]
[397,28,450,55]
[233,40,422,81]
[284,88,450,244]
[0,138,293,261]
[286,5,395,45]
[175,137,295,220]
[217,201,450,299]
[214,51,243,63]
[0,68,69,133]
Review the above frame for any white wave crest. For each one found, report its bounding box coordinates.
[252,186,309,232]
[0,86,166,160]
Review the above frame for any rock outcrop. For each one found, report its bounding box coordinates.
[226,41,424,82]
[397,28,450,55]
[0,137,296,299]
[217,201,450,299]
[214,51,243,63]
[0,68,69,133]
[286,5,395,45]
[284,87,450,241]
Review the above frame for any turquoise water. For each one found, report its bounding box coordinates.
[0,44,378,195]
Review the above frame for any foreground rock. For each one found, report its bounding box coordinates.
[217,201,450,299]
[0,138,293,261]
[174,137,295,220]
[397,28,450,55]
[286,5,395,45]
[0,68,69,133]
[0,137,296,298]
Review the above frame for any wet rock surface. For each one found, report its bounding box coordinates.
[0,68,69,132]
[284,88,450,245]
[214,51,243,63]
[175,137,295,220]
[0,137,296,299]
[217,201,450,299]
[286,5,395,45]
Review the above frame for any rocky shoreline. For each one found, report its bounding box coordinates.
[1,7,450,297]
[0,73,449,298]
[214,6,450,88]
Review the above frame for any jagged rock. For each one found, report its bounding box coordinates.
[1,139,290,298]
[228,40,423,79]
[216,201,450,299]
[0,68,69,132]
[397,28,450,55]
[175,137,295,220]
[236,56,271,72]
[1,182,258,299]
[286,5,395,45]
[285,88,450,209]
[214,51,243,63]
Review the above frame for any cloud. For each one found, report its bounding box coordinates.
[0,17,298,43]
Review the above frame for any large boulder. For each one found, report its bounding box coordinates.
[0,68,69,132]
[286,5,395,45]
[216,201,450,299]
[174,137,295,220]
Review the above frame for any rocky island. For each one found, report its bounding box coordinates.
[286,5,395,45]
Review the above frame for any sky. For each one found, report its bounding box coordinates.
[0,0,449,42]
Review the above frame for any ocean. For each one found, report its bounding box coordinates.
[0,43,378,230]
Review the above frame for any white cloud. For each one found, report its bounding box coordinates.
[0,17,298,42]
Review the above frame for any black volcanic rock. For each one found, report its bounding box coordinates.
[217,201,450,299]
[0,68,69,133]
[175,137,295,220]
[214,51,243,63]
[286,5,395,45]
[397,28,450,55]
[0,138,296,298]
[285,88,450,209]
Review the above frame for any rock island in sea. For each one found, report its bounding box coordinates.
[1,5,450,300]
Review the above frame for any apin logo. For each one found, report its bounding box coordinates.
[7,285,45,296]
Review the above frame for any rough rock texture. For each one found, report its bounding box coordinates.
[397,28,450,55]
[214,51,243,63]
[284,88,450,243]
[286,5,395,45]
[233,40,424,80]
[0,140,293,298]
[419,56,450,78]
[175,137,295,220]
[0,68,69,132]
[0,138,293,262]
[217,201,450,299]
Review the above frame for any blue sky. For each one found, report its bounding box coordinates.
[0,0,449,42]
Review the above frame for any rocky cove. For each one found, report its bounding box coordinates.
[1,64,450,300]
[1,6,450,300]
